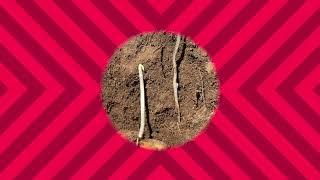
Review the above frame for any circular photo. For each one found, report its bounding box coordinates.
[101,32,219,150]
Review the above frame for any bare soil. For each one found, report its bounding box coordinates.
[101,32,219,149]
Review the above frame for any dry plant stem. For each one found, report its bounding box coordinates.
[172,35,181,122]
[136,64,145,145]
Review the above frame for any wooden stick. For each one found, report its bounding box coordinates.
[172,35,181,122]
[136,64,145,145]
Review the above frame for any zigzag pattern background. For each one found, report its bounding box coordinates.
[0,0,319,179]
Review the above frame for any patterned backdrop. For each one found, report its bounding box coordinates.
[0,0,319,179]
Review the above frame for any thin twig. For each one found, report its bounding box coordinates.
[172,35,181,122]
[136,64,145,145]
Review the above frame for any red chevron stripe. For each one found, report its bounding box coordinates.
[168,0,211,31]
[74,0,127,45]
[148,0,174,14]
[109,0,154,32]
[242,10,320,171]
[296,66,320,117]
[260,28,320,150]
[0,4,82,174]
[212,0,285,69]
[195,0,250,45]
[214,113,285,178]
[0,46,44,136]
[108,147,153,179]
[278,49,320,132]
[0,27,61,157]
[224,1,320,177]
[0,64,24,118]
[90,143,137,179]
[316,84,320,95]
[167,148,212,179]
[207,122,269,179]
[182,142,230,179]
[205,0,267,55]
[0,81,6,97]
[145,166,175,180]
[128,153,193,180]
[92,0,139,37]
[195,133,251,179]
[182,0,229,36]
[129,0,192,29]
[54,0,115,54]
[35,111,107,179]
[18,0,102,82]
[71,134,126,179]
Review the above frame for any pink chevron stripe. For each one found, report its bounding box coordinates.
[18,0,101,82]
[54,0,116,54]
[72,134,126,180]
[73,1,127,45]
[213,0,285,69]
[296,66,320,116]
[38,0,112,64]
[195,133,251,179]
[90,143,137,179]
[146,165,175,180]
[0,82,6,97]
[232,10,320,179]
[242,9,320,169]
[1,2,98,92]
[14,97,100,178]
[182,0,230,37]
[73,0,127,45]
[277,49,320,132]
[260,28,320,150]
[34,111,106,179]
[92,0,139,36]
[128,153,193,180]
[167,148,212,179]
[223,93,320,178]
[0,27,61,155]
[168,0,211,31]
[129,0,192,29]
[219,0,305,84]
[206,123,268,179]
[2,3,98,173]
[214,0,308,177]
[225,0,320,153]
[182,142,230,179]
[194,0,249,46]
[108,147,153,179]
[316,84,320,95]
[147,0,174,14]
[219,97,305,178]
[42,116,113,178]
[1,8,100,177]
[109,0,154,32]
[0,4,82,174]
[0,46,44,136]
[0,46,45,175]
[0,43,44,132]
[0,65,24,117]
[205,0,269,55]
[214,114,285,179]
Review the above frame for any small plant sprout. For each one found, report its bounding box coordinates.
[172,35,181,122]
[136,64,146,145]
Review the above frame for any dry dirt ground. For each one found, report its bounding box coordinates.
[101,32,219,149]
